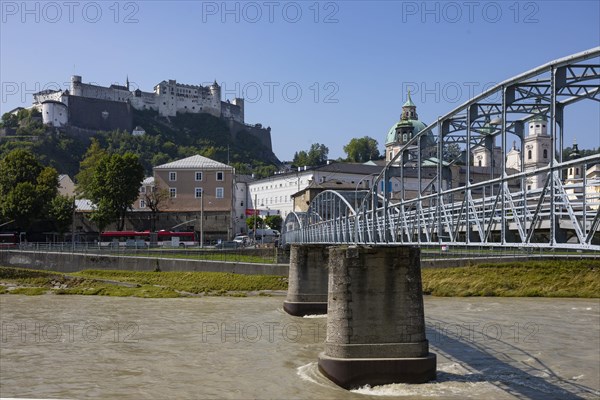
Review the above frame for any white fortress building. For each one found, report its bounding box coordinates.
[33,75,245,125]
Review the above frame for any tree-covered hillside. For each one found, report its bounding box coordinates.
[0,108,280,178]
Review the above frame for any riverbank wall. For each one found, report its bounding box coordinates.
[0,250,288,276]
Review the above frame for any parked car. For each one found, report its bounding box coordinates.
[233,235,250,246]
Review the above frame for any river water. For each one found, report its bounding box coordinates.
[0,295,598,399]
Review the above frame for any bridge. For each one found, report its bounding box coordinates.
[283,47,600,251]
[280,48,600,390]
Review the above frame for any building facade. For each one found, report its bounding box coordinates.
[131,155,236,242]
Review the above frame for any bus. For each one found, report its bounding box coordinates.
[0,232,20,248]
[156,230,197,247]
[99,231,197,248]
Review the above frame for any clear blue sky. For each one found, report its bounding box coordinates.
[1,1,599,161]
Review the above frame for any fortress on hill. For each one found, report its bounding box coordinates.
[32,75,273,150]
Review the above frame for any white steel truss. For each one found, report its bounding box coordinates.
[283,48,600,251]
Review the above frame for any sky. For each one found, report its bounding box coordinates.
[1,0,599,161]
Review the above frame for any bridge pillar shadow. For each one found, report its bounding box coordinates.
[318,245,436,389]
[283,244,329,316]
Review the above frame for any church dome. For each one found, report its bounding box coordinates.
[385,119,427,145]
[385,90,429,146]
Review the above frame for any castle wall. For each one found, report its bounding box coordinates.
[72,80,131,103]
[33,90,66,105]
[67,96,132,132]
[228,120,272,150]
[221,101,243,123]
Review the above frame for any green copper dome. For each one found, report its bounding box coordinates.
[385,119,427,145]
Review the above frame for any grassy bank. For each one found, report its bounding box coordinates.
[1,259,599,298]
[0,267,287,298]
[422,259,600,298]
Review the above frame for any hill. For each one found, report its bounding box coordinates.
[0,108,281,178]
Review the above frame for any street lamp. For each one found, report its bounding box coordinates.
[253,193,258,246]
[200,190,204,248]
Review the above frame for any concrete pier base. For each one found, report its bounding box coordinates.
[283,244,329,316]
[318,245,436,389]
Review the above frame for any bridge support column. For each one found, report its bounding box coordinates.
[318,245,436,389]
[283,244,329,316]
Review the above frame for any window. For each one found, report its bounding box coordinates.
[527,185,532,191]
[195,171,203,181]
[140,186,146,193]
[478,160,482,167]
[140,200,146,208]
[169,172,177,181]
[169,188,176,198]
[528,150,532,160]
[216,171,224,181]
[575,168,580,175]
[543,149,548,159]
[195,187,203,198]
[216,187,224,198]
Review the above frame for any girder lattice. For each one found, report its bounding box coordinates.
[283,48,600,250]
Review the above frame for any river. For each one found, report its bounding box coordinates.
[0,295,598,399]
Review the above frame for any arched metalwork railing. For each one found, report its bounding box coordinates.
[282,48,600,250]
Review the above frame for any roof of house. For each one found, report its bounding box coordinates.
[154,155,232,170]
[142,177,155,185]
[75,199,94,212]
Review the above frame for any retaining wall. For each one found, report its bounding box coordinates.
[0,251,288,276]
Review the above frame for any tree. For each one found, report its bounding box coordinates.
[246,215,265,231]
[87,152,145,231]
[76,139,107,197]
[143,184,170,232]
[343,136,380,162]
[442,143,463,163]
[49,195,76,239]
[0,149,59,230]
[265,214,283,231]
[293,143,329,167]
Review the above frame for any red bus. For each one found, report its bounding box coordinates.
[0,232,20,248]
[99,231,197,248]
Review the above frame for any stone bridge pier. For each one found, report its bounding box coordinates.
[318,245,436,389]
[283,244,329,316]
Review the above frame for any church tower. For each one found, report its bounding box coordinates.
[524,113,552,190]
[385,91,429,162]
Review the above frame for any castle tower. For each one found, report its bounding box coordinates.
[209,80,222,117]
[71,75,82,96]
[232,98,244,123]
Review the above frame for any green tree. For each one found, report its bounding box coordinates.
[0,149,59,230]
[87,152,145,231]
[75,139,107,197]
[293,143,329,167]
[442,143,463,163]
[343,136,380,162]
[1,112,18,128]
[265,215,283,231]
[49,195,76,239]
[246,215,265,231]
[89,199,115,234]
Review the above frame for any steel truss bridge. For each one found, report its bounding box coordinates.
[283,48,600,251]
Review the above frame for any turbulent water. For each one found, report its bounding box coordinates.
[0,295,598,399]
